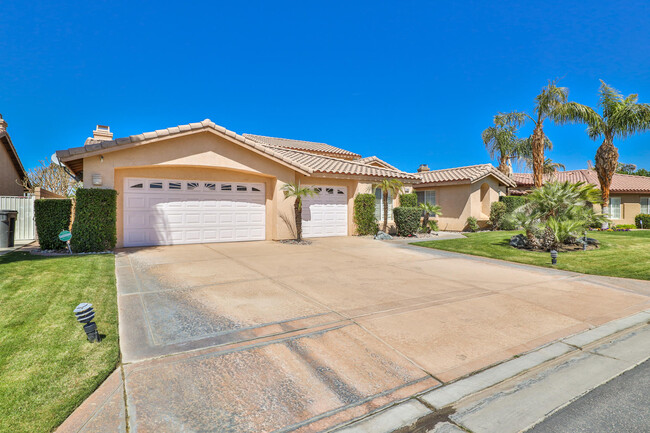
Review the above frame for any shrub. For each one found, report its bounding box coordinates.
[34,199,72,250]
[614,224,636,229]
[635,214,650,229]
[399,192,418,208]
[489,202,507,230]
[499,195,527,213]
[427,219,439,232]
[466,216,479,232]
[354,193,378,235]
[70,188,117,252]
[393,207,421,236]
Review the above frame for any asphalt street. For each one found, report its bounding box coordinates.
[527,358,650,433]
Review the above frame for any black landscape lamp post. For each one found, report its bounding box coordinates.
[74,303,101,342]
[550,250,558,265]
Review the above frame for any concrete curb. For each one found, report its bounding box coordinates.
[329,309,650,433]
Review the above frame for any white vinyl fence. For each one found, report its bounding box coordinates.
[0,196,35,240]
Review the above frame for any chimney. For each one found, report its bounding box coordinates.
[92,125,113,141]
[417,164,430,173]
[0,114,7,131]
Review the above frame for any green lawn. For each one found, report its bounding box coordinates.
[413,230,650,280]
[0,252,118,433]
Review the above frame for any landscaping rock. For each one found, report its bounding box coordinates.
[374,231,393,240]
[509,234,528,248]
[576,237,600,247]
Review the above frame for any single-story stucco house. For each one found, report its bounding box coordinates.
[0,115,28,196]
[512,170,650,226]
[55,119,510,247]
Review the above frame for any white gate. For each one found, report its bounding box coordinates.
[0,196,36,240]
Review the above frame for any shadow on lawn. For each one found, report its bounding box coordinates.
[0,251,110,265]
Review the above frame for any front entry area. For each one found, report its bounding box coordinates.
[123,178,265,247]
[301,185,348,238]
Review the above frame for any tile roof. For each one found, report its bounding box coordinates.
[513,170,650,193]
[354,156,399,171]
[56,119,416,180]
[415,164,517,187]
[243,134,361,159]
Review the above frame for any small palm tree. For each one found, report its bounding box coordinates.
[482,114,528,175]
[281,181,316,241]
[373,179,403,232]
[420,202,442,232]
[553,80,650,222]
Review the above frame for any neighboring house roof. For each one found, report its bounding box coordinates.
[243,133,361,159]
[415,164,517,187]
[0,125,29,187]
[513,170,650,193]
[56,119,416,181]
[354,156,399,171]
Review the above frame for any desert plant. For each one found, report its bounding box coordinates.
[354,193,378,235]
[34,199,72,250]
[399,192,418,207]
[427,219,439,232]
[393,207,421,237]
[489,201,507,230]
[373,179,404,232]
[482,116,528,175]
[281,182,316,242]
[553,81,650,222]
[420,202,442,232]
[466,216,479,232]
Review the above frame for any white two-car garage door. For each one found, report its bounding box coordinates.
[123,178,265,247]
[301,186,348,238]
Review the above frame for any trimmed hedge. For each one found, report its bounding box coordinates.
[393,207,421,236]
[499,195,527,213]
[399,192,418,208]
[489,201,507,230]
[354,193,378,235]
[34,199,72,250]
[71,189,117,252]
[636,214,650,229]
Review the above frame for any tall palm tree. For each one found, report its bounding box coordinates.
[554,80,650,220]
[497,80,569,187]
[281,181,316,241]
[482,116,527,175]
[373,179,403,232]
[525,157,566,175]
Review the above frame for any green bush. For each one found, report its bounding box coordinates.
[354,193,378,235]
[466,216,479,232]
[399,192,418,208]
[34,199,72,250]
[393,207,421,236]
[489,201,507,230]
[427,219,439,232]
[614,224,636,229]
[499,195,527,213]
[635,214,650,229]
[71,189,117,252]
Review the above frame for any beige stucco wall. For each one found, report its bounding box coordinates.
[593,194,646,225]
[0,141,25,196]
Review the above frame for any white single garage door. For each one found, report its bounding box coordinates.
[123,178,265,247]
[301,186,348,238]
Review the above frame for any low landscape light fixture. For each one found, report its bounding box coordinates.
[74,303,101,343]
[583,230,587,251]
[550,250,558,265]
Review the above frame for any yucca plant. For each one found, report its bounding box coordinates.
[373,179,404,232]
[281,181,317,242]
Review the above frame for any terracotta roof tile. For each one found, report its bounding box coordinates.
[243,133,362,159]
[513,170,650,193]
[415,164,517,187]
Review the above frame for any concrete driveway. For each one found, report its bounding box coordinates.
[58,237,650,433]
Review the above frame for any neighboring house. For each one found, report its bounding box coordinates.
[56,120,419,248]
[413,164,516,231]
[0,114,28,196]
[512,170,650,226]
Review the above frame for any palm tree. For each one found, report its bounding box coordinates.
[497,80,569,187]
[525,157,566,175]
[482,116,527,175]
[554,80,650,221]
[373,179,403,232]
[420,202,442,233]
[281,181,316,241]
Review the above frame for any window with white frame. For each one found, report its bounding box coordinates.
[375,190,393,221]
[609,197,621,219]
[416,190,436,211]
[641,197,650,214]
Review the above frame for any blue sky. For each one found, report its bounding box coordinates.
[2,1,650,172]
